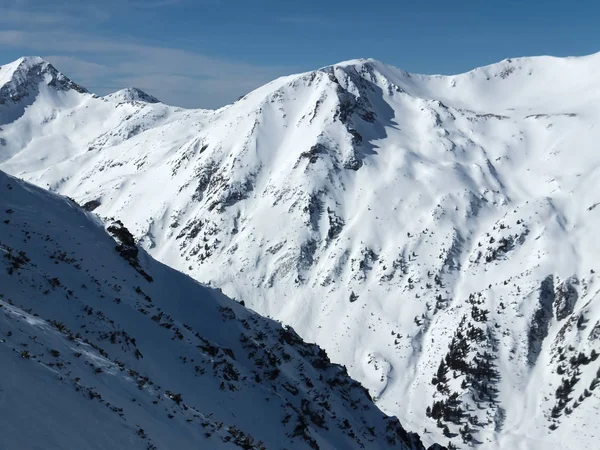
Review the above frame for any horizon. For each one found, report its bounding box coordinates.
[1,0,599,108]
[5,50,600,110]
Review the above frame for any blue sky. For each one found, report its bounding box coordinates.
[1,0,598,108]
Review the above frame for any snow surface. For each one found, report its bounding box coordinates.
[103,87,161,104]
[0,169,431,450]
[2,53,600,449]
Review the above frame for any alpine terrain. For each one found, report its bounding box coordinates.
[0,167,437,449]
[1,54,600,449]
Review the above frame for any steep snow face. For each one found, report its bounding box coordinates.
[0,169,431,450]
[104,87,160,104]
[2,53,600,449]
[0,56,87,125]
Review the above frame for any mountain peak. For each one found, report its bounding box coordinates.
[0,56,83,90]
[0,56,45,88]
[103,87,160,104]
[0,56,88,124]
[9,55,46,70]
[15,55,47,66]
[322,57,380,69]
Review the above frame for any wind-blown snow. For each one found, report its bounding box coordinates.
[2,53,600,449]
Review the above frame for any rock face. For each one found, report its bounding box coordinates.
[0,56,87,124]
[2,53,600,448]
[0,168,433,450]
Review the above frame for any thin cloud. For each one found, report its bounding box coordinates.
[0,1,296,108]
[0,0,201,27]
[129,0,187,7]
[277,15,333,26]
[0,8,71,25]
[0,2,111,23]
[42,55,115,86]
[0,29,292,108]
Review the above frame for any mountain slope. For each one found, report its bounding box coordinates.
[0,169,432,450]
[1,54,600,448]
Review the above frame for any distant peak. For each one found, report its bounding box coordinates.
[0,55,88,95]
[326,57,380,68]
[103,87,160,104]
[314,58,385,76]
[15,55,47,67]
[0,56,55,81]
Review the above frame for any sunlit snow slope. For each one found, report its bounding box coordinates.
[2,53,600,449]
[0,169,435,449]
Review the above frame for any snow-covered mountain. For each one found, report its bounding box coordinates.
[103,87,161,104]
[2,54,600,449]
[0,56,87,125]
[0,168,437,449]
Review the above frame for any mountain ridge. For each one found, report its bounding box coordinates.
[103,87,161,104]
[5,51,600,111]
[0,167,437,450]
[1,52,600,449]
